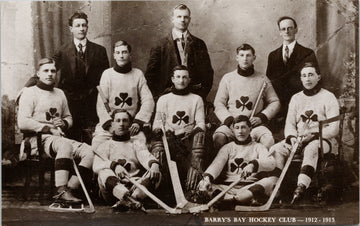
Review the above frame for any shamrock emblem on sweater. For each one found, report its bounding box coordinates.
[117,159,131,171]
[236,96,253,111]
[45,108,60,121]
[115,92,132,108]
[230,158,248,174]
[300,110,318,124]
[172,111,189,125]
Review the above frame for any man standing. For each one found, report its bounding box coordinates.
[145,4,214,101]
[53,11,109,144]
[266,16,319,134]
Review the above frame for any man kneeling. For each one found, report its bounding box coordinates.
[197,115,276,205]
[93,109,161,210]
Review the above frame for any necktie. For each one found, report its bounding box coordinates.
[181,34,185,49]
[284,45,289,64]
[78,43,84,60]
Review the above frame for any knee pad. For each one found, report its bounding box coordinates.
[150,141,165,165]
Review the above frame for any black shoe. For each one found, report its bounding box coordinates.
[53,186,82,204]
[291,184,306,204]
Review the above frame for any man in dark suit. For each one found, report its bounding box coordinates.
[145,4,214,101]
[53,11,109,144]
[266,16,319,135]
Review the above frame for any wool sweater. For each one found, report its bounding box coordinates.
[285,88,339,139]
[205,141,275,183]
[96,68,154,126]
[93,138,158,177]
[152,92,205,135]
[214,69,280,123]
[18,86,72,132]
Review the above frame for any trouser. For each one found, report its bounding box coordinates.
[41,135,94,188]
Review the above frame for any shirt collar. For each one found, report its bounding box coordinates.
[283,40,296,55]
[172,28,188,40]
[74,38,87,50]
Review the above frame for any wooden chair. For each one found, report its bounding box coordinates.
[22,132,55,201]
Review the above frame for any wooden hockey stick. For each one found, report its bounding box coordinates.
[250,81,267,118]
[72,159,95,213]
[96,86,111,113]
[235,140,302,211]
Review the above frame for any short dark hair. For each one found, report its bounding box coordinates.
[172,65,190,77]
[277,16,297,29]
[236,43,255,55]
[111,109,133,121]
[173,4,191,16]
[68,11,88,26]
[113,40,132,53]
[300,62,321,75]
[234,115,251,127]
[38,58,56,70]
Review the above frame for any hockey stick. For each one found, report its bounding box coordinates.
[235,140,302,211]
[250,81,267,118]
[159,114,198,210]
[93,150,180,214]
[96,86,111,113]
[189,175,246,213]
[72,158,95,213]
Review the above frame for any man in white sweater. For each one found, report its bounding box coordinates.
[92,40,155,149]
[93,109,160,209]
[269,62,339,203]
[18,58,94,204]
[151,65,206,199]
[213,44,280,151]
[198,115,276,205]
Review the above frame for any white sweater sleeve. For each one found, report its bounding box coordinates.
[93,142,112,174]
[194,96,206,131]
[96,71,112,125]
[284,96,298,138]
[214,76,232,123]
[17,88,48,132]
[134,73,155,123]
[322,93,340,139]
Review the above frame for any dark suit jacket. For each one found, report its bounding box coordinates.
[53,40,109,124]
[145,32,214,100]
[266,42,319,117]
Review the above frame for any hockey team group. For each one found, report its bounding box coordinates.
[16,4,340,213]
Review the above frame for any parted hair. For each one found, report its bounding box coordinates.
[172,65,191,77]
[301,62,320,75]
[173,4,191,16]
[69,11,88,26]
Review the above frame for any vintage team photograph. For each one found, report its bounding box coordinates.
[1,0,359,225]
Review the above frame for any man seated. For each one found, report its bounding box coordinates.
[17,58,94,204]
[151,65,206,195]
[270,62,340,203]
[213,44,280,151]
[93,109,161,209]
[198,115,276,205]
[92,40,154,150]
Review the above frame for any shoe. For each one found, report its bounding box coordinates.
[291,184,306,204]
[53,186,82,204]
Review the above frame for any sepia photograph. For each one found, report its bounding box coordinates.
[1,0,359,225]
